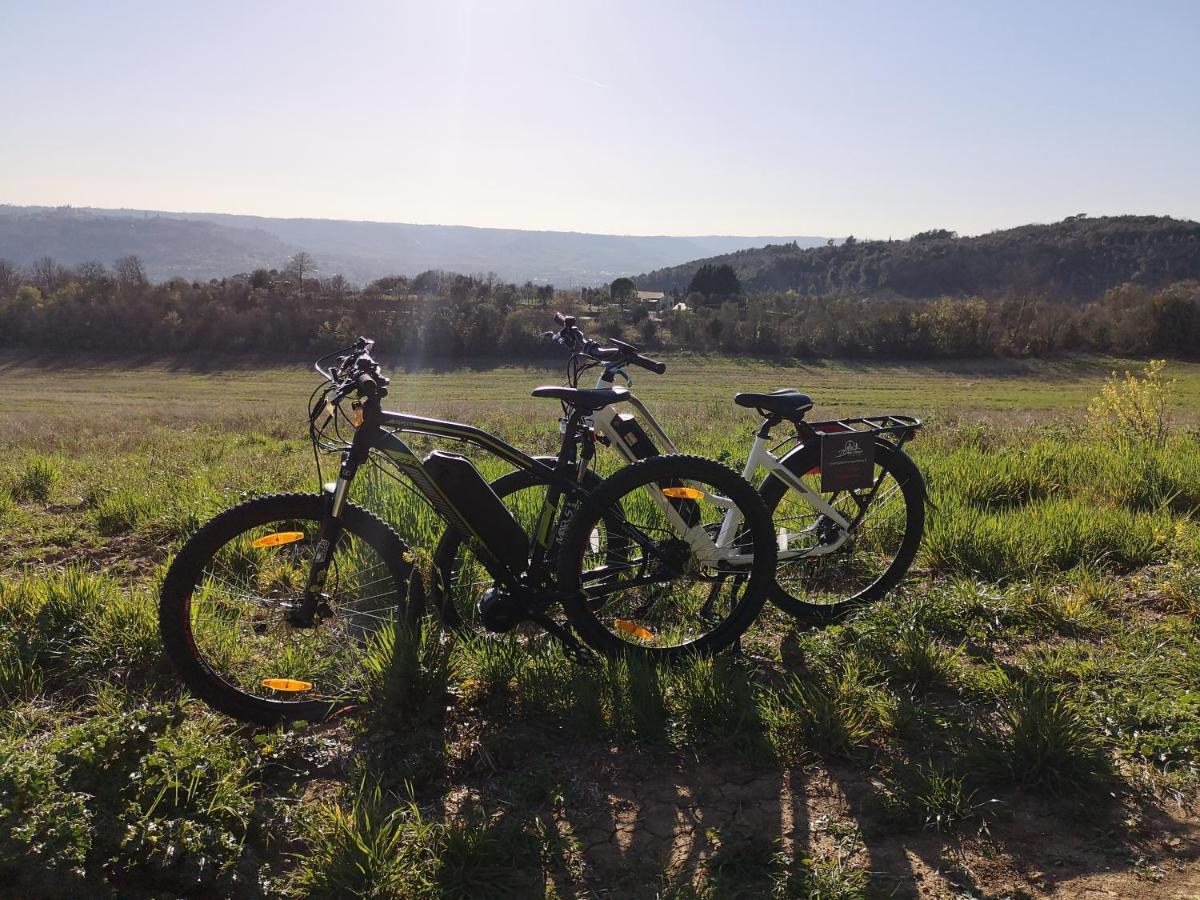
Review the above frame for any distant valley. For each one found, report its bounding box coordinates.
[0,205,828,286]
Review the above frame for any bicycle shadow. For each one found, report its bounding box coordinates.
[330,623,1197,897]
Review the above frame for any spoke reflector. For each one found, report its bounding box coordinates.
[661,487,704,500]
[614,619,655,641]
[261,678,313,692]
[251,532,305,549]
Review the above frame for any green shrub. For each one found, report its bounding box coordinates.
[1086,358,1174,448]
[0,701,254,894]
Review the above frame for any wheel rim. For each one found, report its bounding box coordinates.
[185,515,404,708]
[772,460,910,605]
[575,474,755,650]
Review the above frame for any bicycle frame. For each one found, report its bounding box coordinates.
[306,397,756,624]
[586,375,853,562]
[327,406,587,590]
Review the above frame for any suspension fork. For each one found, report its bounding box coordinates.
[293,423,373,624]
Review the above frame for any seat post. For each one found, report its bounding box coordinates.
[756,415,782,439]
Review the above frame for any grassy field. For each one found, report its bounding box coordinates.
[2,352,1199,898]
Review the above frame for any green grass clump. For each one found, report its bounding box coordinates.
[879,763,979,833]
[762,658,879,762]
[93,487,158,535]
[290,788,539,899]
[992,681,1109,791]
[602,655,669,746]
[453,635,529,707]
[665,655,762,751]
[435,812,540,898]
[290,788,440,898]
[10,456,61,504]
[776,850,868,899]
[0,570,162,700]
[515,643,605,733]
[362,621,456,728]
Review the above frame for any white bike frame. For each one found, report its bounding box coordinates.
[586,371,853,562]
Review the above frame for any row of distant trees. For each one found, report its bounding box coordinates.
[0,254,1197,360]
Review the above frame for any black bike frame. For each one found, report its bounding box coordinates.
[301,398,597,618]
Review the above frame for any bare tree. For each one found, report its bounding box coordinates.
[30,256,67,294]
[324,273,348,298]
[76,260,109,282]
[114,255,147,286]
[0,259,20,297]
[286,252,317,287]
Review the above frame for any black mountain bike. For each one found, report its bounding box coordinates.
[159,338,777,723]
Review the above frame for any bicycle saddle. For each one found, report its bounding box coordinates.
[734,389,814,419]
[531,385,629,411]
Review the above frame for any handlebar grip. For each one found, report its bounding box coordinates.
[633,354,667,375]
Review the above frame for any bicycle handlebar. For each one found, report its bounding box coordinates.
[546,313,666,375]
[317,337,389,401]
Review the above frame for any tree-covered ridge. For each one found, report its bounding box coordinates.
[1,255,1198,360]
[638,216,1200,300]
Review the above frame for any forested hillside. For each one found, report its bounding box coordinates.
[0,206,826,286]
[1,257,1198,360]
[638,216,1200,300]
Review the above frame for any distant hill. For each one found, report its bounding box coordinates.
[0,205,828,285]
[637,216,1200,300]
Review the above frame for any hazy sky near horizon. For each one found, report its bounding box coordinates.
[2,0,1197,238]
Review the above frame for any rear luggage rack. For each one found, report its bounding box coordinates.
[799,414,923,445]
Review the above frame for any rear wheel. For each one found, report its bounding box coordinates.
[557,455,775,659]
[159,492,421,724]
[761,440,924,623]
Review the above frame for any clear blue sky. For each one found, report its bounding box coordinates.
[2,0,1197,237]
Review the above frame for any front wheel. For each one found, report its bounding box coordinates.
[159,492,422,724]
[557,455,776,660]
[761,439,925,623]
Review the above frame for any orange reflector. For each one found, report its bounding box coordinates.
[661,487,704,500]
[261,678,313,692]
[614,619,655,641]
[251,532,305,549]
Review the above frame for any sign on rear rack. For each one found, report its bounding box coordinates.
[819,432,875,492]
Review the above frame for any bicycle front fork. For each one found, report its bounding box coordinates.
[292,452,358,625]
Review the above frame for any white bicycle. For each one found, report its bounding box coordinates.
[543,314,927,624]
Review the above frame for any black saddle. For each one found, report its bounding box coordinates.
[531,385,630,411]
[734,389,814,420]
